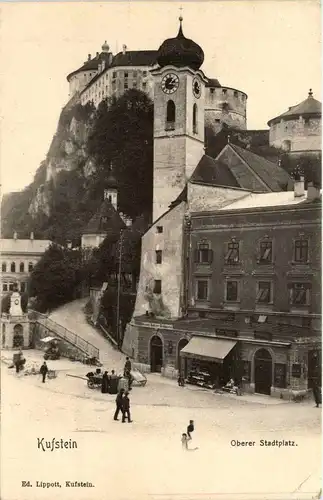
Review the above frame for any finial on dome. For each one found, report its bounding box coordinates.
[308,88,313,97]
[178,6,184,36]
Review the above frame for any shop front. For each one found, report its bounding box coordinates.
[179,336,240,389]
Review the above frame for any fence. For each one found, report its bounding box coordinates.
[29,310,100,359]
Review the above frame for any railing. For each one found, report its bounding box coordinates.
[29,310,99,359]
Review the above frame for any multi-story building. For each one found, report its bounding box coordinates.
[0,233,51,294]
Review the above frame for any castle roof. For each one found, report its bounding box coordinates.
[268,90,322,126]
[67,52,112,81]
[190,154,240,188]
[156,18,204,71]
[0,238,51,255]
[110,50,158,68]
[205,78,221,88]
[83,199,125,236]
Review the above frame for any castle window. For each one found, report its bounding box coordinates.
[10,262,16,273]
[294,239,309,263]
[156,226,163,234]
[193,103,198,134]
[19,262,25,273]
[142,82,147,90]
[2,262,6,273]
[234,91,238,97]
[166,100,176,131]
[28,262,33,272]
[222,89,227,95]
[153,280,162,294]
[196,279,209,301]
[156,250,162,264]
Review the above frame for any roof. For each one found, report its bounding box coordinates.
[268,91,322,125]
[0,239,51,255]
[67,53,111,81]
[110,50,158,68]
[218,190,315,211]
[224,144,291,192]
[190,154,240,188]
[205,78,221,88]
[83,199,126,235]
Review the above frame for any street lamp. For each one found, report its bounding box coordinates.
[116,229,124,348]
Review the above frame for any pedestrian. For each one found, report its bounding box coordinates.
[124,357,131,375]
[114,389,124,420]
[101,371,109,394]
[122,391,132,423]
[109,370,119,394]
[40,362,48,383]
[187,420,194,441]
[181,433,188,450]
[178,373,185,387]
[313,383,322,408]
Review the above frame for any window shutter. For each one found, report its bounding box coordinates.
[194,249,199,263]
[208,249,213,263]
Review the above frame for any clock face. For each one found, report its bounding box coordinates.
[161,73,179,94]
[193,79,201,98]
[14,299,19,305]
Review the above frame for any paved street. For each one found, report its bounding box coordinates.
[1,361,321,500]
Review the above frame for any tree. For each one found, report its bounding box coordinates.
[28,244,84,312]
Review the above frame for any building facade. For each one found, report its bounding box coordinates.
[0,234,51,294]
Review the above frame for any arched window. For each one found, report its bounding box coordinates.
[193,104,198,134]
[28,262,33,272]
[11,262,16,273]
[165,100,176,131]
[20,262,25,273]
[2,262,6,273]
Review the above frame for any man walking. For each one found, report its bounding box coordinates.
[313,383,321,408]
[114,389,124,420]
[124,357,131,375]
[122,391,132,423]
[187,420,194,441]
[40,361,48,383]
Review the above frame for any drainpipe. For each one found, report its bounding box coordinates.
[183,213,191,317]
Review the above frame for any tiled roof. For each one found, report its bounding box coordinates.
[205,78,221,88]
[191,154,240,188]
[0,239,51,255]
[228,144,291,192]
[218,190,319,211]
[83,199,125,235]
[110,50,158,68]
[67,53,111,81]
[268,94,321,125]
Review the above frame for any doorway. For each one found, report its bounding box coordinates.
[254,348,272,395]
[13,324,24,348]
[150,335,163,373]
[177,338,188,373]
[308,349,321,389]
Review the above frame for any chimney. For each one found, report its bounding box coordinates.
[122,44,127,55]
[96,52,100,59]
[88,54,91,61]
[294,175,305,198]
[30,232,34,241]
[307,182,321,201]
[13,231,17,240]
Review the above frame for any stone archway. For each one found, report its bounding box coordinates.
[177,338,189,372]
[13,324,24,348]
[254,348,272,395]
[150,335,163,373]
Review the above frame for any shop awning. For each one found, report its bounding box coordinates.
[180,336,237,363]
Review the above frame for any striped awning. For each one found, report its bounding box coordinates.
[180,336,237,363]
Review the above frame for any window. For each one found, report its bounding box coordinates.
[294,239,309,263]
[124,72,128,78]
[142,82,147,90]
[225,241,239,264]
[2,263,6,273]
[222,102,229,111]
[222,89,227,95]
[9,283,14,291]
[195,242,213,264]
[225,280,238,302]
[3,283,8,292]
[234,91,238,97]
[153,280,162,294]
[290,283,310,306]
[166,100,176,131]
[19,262,25,273]
[259,240,273,263]
[28,262,33,272]
[156,226,163,234]
[124,81,128,89]
[133,71,137,78]
[133,81,137,88]
[143,71,147,77]
[196,280,209,301]
[113,71,117,78]
[210,88,215,94]
[10,262,16,273]
[256,281,272,304]
[193,103,198,134]
[156,250,162,264]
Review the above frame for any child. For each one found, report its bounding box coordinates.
[181,433,188,450]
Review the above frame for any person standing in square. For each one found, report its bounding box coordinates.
[122,391,132,423]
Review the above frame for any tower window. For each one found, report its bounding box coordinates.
[156,250,162,264]
[165,100,176,131]
[11,262,16,273]
[153,280,162,294]
[156,226,163,234]
[19,262,25,273]
[193,103,198,134]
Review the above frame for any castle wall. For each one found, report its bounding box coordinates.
[69,70,98,98]
[270,117,321,152]
[204,86,247,133]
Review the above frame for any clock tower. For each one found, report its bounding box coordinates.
[151,18,208,221]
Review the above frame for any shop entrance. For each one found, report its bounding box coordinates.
[308,349,321,389]
[13,324,24,348]
[254,348,272,395]
[177,338,188,372]
[150,335,163,373]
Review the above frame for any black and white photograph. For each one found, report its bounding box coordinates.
[0,1,321,499]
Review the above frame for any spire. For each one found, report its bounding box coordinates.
[178,6,184,37]
[308,88,313,98]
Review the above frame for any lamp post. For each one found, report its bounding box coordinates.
[116,229,124,348]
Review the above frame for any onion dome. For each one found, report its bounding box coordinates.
[157,17,204,71]
[101,41,110,53]
[105,162,118,189]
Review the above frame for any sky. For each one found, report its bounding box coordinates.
[0,0,321,194]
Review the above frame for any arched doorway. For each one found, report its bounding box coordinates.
[177,338,189,373]
[13,324,24,348]
[150,335,163,373]
[254,348,272,395]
